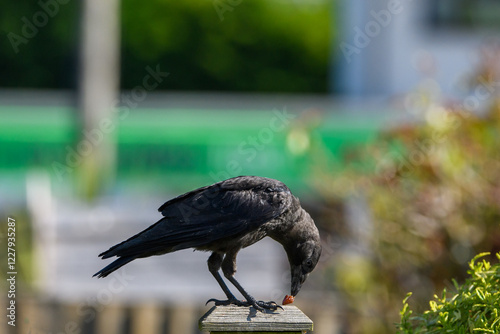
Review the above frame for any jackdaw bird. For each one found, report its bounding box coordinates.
[93,176,321,311]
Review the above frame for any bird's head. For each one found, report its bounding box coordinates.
[285,215,321,297]
[288,239,321,296]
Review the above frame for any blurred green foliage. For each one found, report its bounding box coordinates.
[122,0,332,92]
[398,252,500,333]
[1,0,333,92]
[301,69,500,331]
[0,0,79,88]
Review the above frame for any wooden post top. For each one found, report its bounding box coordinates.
[199,305,313,333]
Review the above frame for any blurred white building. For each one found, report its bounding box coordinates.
[336,0,500,98]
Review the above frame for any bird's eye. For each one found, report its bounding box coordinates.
[265,187,274,192]
[304,259,313,267]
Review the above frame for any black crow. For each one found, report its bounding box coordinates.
[93,176,321,311]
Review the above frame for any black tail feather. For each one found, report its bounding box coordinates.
[93,256,136,278]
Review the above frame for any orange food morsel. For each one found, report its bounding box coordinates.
[282,295,294,305]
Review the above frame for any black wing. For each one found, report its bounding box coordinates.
[97,176,291,260]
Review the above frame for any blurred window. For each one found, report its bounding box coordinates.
[429,0,500,28]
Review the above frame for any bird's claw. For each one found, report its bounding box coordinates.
[206,298,246,307]
[252,300,283,312]
[206,298,282,312]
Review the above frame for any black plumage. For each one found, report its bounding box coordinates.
[94,176,321,311]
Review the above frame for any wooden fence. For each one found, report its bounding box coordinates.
[1,296,339,334]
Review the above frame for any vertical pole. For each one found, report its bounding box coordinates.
[78,0,120,199]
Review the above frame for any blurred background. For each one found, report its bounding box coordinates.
[1,0,500,333]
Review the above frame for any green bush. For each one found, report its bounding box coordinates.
[398,252,500,333]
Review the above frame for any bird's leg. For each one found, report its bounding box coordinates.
[206,252,245,306]
[221,252,282,312]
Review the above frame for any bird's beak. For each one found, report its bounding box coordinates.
[290,266,309,297]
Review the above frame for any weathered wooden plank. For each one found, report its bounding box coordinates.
[199,305,313,332]
[210,332,303,334]
[210,332,304,334]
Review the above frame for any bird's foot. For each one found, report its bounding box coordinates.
[206,297,247,307]
[206,298,283,312]
[249,300,283,312]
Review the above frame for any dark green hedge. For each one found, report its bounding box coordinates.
[1,0,333,92]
